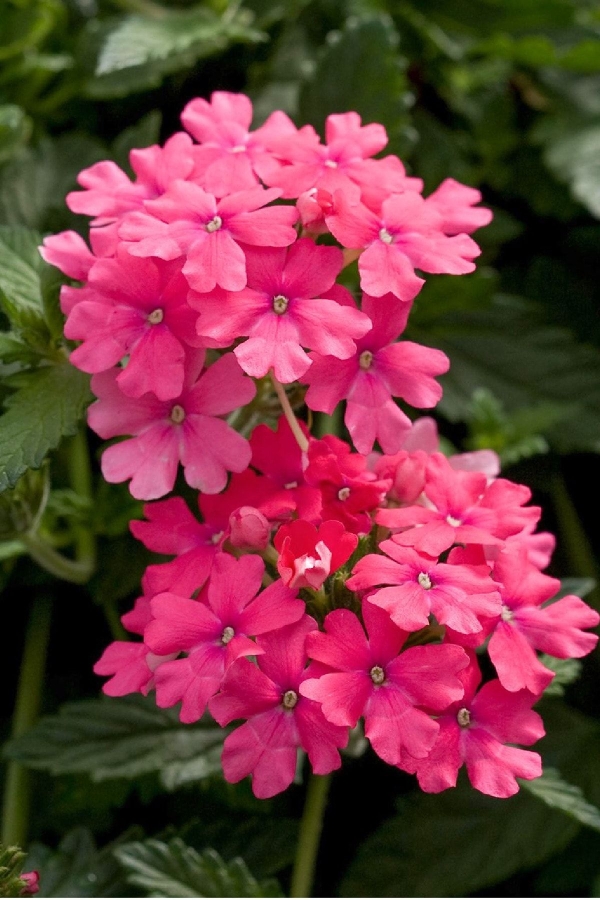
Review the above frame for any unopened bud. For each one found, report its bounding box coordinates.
[228,506,270,550]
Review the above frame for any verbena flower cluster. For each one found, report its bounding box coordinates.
[44,92,599,800]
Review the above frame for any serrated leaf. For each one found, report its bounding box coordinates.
[299,16,412,155]
[410,293,600,453]
[115,839,283,898]
[542,121,600,217]
[521,769,600,832]
[342,775,579,897]
[0,225,45,323]
[25,828,135,898]
[0,364,92,492]
[3,694,227,789]
[87,8,265,99]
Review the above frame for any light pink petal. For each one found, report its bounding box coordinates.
[183,229,247,293]
[145,592,221,653]
[181,416,251,494]
[514,596,599,658]
[187,352,256,416]
[465,729,542,798]
[117,326,185,400]
[365,686,439,763]
[303,354,358,415]
[221,708,299,798]
[295,697,348,774]
[100,425,179,500]
[387,643,468,710]
[488,621,554,694]
[300,671,372,727]
[375,342,449,407]
[359,241,425,302]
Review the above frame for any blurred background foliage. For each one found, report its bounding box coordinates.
[1,0,600,896]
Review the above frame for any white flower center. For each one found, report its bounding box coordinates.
[170,404,185,424]
[324,158,338,168]
[205,215,223,233]
[457,707,471,727]
[338,487,351,501]
[446,515,462,527]
[359,350,373,370]
[284,480,298,490]
[370,665,385,685]
[417,572,433,590]
[148,308,164,324]
[501,605,513,622]
[273,294,289,315]
[221,626,235,645]
[379,227,394,245]
[231,145,246,153]
[282,690,298,709]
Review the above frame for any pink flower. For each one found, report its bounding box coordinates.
[303,293,449,453]
[424,178,492,235]
[119,181,298,293]
[210,617,349,798]
[301,603,468,765]
[401,660,544,798]
[487,547,599,694]
[67,131,197,224]
[181,91,295,196]
[274,519,358,590]
[20,872,40,896]
[145,553,304,723]
[348,540,501,633]
[326,190,480,301]
[93,640,170,697]
[377,452,513,556]
[191,239,371,383]
[64,252,201,400]
[88,351,255,499]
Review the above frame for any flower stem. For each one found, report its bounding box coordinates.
[290,772,331,898]
[1,595,52,847]
[21,532,93,584]
[271,374,309,452]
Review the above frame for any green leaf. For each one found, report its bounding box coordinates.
[542,121,600,218]
[0,0,63,62]
[521,769,600,833]
[87,7,265,99]
[25,828,133,897]
[0,363,92,492]
[115,839,283,898]
[0,104,31,164]
[342,775,579,897]
[3,695,227,789]
[299,16,413,154]
[553,577,597,601]
[0,226,45,329]
[410,292,600,453]
[541,656,583,696]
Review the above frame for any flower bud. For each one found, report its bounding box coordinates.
[228,506,270,550]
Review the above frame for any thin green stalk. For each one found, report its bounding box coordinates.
[67,429,96,576]
[315,404,343,439]
[21,532,93,584]
[552,472,600,609]
[290,773,331,898]
[1,596,52,847]
[271,374,309,452]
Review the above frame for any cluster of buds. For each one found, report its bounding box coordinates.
[44,92,599,800]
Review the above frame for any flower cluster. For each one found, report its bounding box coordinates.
[46,92,599,801]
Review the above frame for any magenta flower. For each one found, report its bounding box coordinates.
[88,351,255,499]
[64,252,201,400]
[402,660,544,798]
[304,293,449,453]
[274,519,358,590]
[326,189,480,301]
[191,239,371,383]
[300,602,469,765]
[488,547,599,694]
[119,181,298,293]
[424,178,493,235]
[144,553,304,723]
[93,640,169,697]
[348,540,501,633]
[210,616,349,798]
[249,416,321,522]
[304,435,390,534]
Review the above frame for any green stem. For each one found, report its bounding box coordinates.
[552,472,600,609]
[290,772,331,898]
[315,404,343,439]
[1,596,52,847]
[67,429,97,576]
[21,532,93,584]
